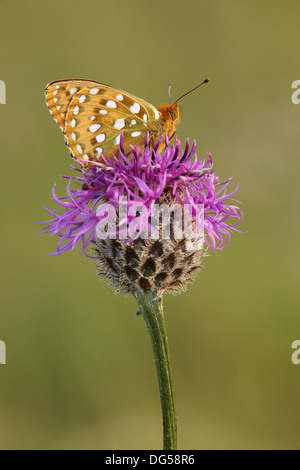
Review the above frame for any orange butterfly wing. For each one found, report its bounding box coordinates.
[45,79,168,163]
[45,79,99,132]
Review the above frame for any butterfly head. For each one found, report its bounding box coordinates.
[154,103,181,144]
[157,103,181,126]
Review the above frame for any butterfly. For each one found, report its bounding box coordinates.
[45,78,210,164]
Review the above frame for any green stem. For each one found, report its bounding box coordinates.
[136,291,177,450]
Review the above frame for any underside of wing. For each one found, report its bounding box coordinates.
[64,85,164,162]
[45,79,111,132]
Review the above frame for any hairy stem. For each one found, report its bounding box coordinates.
[136,291,177,450]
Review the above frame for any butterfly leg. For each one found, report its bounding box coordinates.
[167,131,178,145]
[148,134,156,149]
[172,131,178,143]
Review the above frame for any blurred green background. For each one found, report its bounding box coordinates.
[0,0,299,450]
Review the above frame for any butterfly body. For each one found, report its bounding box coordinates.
[156,103,181,141]
[45,79,182,164]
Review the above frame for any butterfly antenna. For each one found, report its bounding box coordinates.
[173,78,210,104]
[168,83,172,104]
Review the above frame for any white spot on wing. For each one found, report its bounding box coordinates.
[114,118,125,130]
[90,115,96,120]
[89,123,101,133]
[99,109,108,115]
[76,144,83,154]
[130,119,136,127]
[71,119,76,128]
[71,132,76,141]
[78,95,86,103]
[53,90,57,96]
[153,109,160,120]
[106,100,117,108]
[130,102,140,114]
[55,85,60,89]
[73,105,79,115]
[131,131,141,137]
[116,94,124,101]
[56,105,61,110]
[70,88,77,95]
[115,135,121,145]
[143,114,147,122]
[96,133,105,143]
[83,154,89,161]
[53,98,58,103]
[89,88,99,94]
[95,147,103,156]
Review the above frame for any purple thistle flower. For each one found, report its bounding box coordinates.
[39,134,243,256]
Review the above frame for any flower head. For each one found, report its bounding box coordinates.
[40,134,243,294]
[41,134,242,252]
